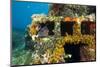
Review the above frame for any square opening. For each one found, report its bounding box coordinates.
[38,21,55,36]
[61,21,74,36]
[63,43,80,62]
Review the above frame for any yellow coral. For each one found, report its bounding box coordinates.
[29,24,37,35]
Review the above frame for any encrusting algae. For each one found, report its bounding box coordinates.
[24,14,96,64]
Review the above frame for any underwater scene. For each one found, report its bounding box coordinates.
[11,0,96,66]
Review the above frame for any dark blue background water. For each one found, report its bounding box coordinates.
[12,0,49,30]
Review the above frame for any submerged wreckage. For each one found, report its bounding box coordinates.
[24,13,96,64]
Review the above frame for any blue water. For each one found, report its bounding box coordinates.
[12,0,49,30]
[11,0,49,65]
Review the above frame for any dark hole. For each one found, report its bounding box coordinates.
[40,23,46,28]
[61,21,74,36]
[39,21,55,35]
[63,43,80,63]
[46,21,55,35]
[81,21,91,34]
